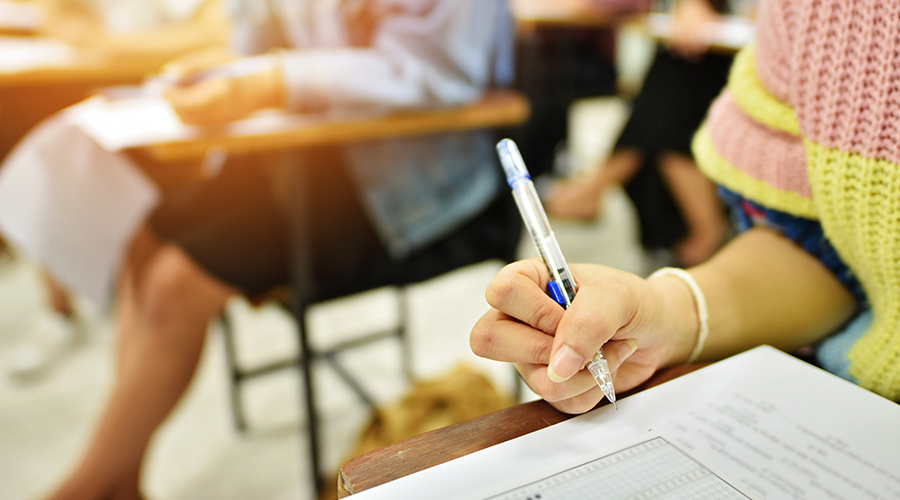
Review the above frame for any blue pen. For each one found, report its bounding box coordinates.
[496,138,617,409]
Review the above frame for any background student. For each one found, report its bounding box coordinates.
[0,1,519,498]
[544,0,753,267]
[2,0,227,382]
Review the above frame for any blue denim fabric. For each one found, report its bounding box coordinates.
[718,187,867,305]
[718,187,870,381]
[815,310,871,382]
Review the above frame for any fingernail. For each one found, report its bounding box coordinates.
[618,339,638,361]
[547,344,583,383]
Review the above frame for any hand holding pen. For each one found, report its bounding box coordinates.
[156,50,285,125]
[472,139,698,413]
[496,139,619,409]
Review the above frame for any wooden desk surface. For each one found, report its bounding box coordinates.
[0,60,154,87]
[0,41,160,88]
[132,89,531,163]
[338,364,704,497]
[511,0,649,30]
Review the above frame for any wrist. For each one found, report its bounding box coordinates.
[648,269,704,367]
[250,62,285,111]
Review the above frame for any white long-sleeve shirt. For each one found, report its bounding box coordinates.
[228,0,515,258]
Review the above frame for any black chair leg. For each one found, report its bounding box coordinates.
[295,304,323,493]
[221,313,248,432]
[397,286,414,381]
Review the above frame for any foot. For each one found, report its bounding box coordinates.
[544,175,606,221]
[6,311,86,382]
[673,222,727,267]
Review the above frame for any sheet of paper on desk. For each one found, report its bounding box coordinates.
[67,95,196,152]
[352,346,900,500]
[467,430,750,499]
[0,36,76,73]
[67,94,330,152]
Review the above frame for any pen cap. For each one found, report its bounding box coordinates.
[496,138,529,187]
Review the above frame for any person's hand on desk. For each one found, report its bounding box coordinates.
[470,260,698,414]
[162,52,286,125]
[470,229,860,414]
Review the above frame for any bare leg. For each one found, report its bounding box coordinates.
[658,151,727,267]
[46,227,236,500]
[43,272,75,317]
[545,149,643,220]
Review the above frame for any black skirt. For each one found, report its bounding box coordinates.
[149,147,520,300]
[617,46,733,249]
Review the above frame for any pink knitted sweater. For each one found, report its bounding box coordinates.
[706,0,900,193]
[693,0,900,400]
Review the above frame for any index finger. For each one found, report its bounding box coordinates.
[161,47,234,85]
[485,259,565,335]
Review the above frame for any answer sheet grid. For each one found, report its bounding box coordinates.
[487,437,748,500]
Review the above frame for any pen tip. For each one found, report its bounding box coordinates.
[612,400,618,410]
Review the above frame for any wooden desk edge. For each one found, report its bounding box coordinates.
[338,363,705,497]
[515,7,644,31]
[134,89,531,163]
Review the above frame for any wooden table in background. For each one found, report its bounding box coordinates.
[510,0,649,31]
[0,39,183,161]
[131,89,531,163]
[337,364,705,497]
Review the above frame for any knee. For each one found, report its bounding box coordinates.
[130,245,226,331]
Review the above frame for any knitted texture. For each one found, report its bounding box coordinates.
[791,0,900,398]
[694,117,815,218]
[792,0,900,163]
[727,46,799,137]
[694,0,900,400]
[694,46,812,216]
[806,143,900,398]
[751,0,797,106]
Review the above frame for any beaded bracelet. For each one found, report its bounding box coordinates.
[648,267,709,364]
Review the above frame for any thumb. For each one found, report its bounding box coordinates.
[546,269,640,382]
[547,343,584,383]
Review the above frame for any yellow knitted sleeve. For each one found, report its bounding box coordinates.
[727,45,800,137]
[806,141,900,400]
[694,44,900,401]
[693,44,816,218]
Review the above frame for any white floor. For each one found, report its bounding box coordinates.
[0,99,653,500]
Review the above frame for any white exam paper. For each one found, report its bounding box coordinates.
[645,13,756,51]
[0,114,160,303]
[67,94,333,152]
[67,95,195,152]
[351,346,900,500]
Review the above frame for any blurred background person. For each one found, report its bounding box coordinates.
[544,0,754,267]
[1,0,228,382]
[0,0,228,160]
[506,0,660,182]
[36,0,228,69]
[0,1,518,498]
